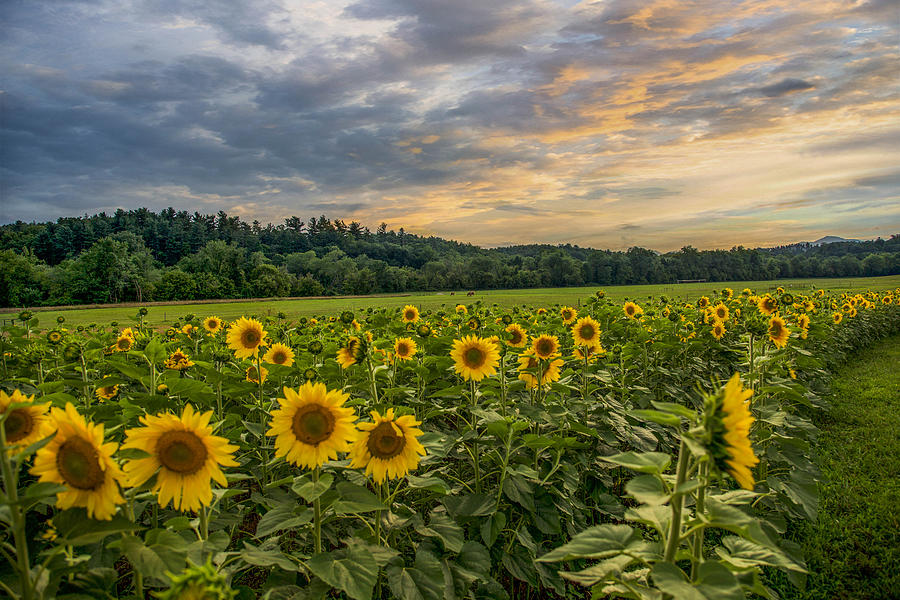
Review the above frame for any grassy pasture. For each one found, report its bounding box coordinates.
[3,274,898,328]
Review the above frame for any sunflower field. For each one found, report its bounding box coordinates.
[1,286,898,600]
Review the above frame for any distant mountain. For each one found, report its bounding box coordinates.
[811,236,862,246]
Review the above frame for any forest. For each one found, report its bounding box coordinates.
[1,208,897,306]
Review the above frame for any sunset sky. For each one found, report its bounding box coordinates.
[2,0,898,251]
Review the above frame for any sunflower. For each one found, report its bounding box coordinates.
[697,296,710,309]
[705,374,758,490]
[181,324,196,336]
[47,330,63,344]
[348,409,426,484]
[394,338,417,361]
[712,303,729,323]
[623,301,643,319]
[757,296,777,316]
[1,389,54,454]
[467,316,481,331]
[95,384,119,402]
[531,334,560,360]
[165,349,194,370]
[113,334,133,353]
[31,403,125,520]
[455,304,468,315]
[336,336,364,369]
[722,288,734,300]
[308,340,324,355]
[797,314,810,330]
[266,383,358,469]
[416,323,432,338]
[226,317,268,359]
[245,365,268,384]
[517,351,564,389]
[767,316,790,348]
[263,343,295,367]
[571,317,601,348]
[203,316,223,334]
[711,323,726,340]
[401,305,420,323]
[504,323,527,348]
[560,306,578,325]
[450,335,500,381]
[573,344,604,362]
[122,404,239,512]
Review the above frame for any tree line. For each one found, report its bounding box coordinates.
[0,208,897,307]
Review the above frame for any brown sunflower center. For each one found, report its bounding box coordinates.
[272,351,287,364]
[241,329,261,348]
[156,430,208,475]
[56,437,104,490]
[117,338,132,350]
[291,404,336,445]
[625,305,635,316]
[563,310,572,320]
[405,310,416,320]
[717,308,727,319]
[366,421,406,460]
[509,330,522,344]
[463,347,486,368]
[578,324,595,340]
[535,338,554,357]
[4,408,34,443]
[397,343,410,356]
[770,323,784,336]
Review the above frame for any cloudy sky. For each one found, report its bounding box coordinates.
[2,0,898,250]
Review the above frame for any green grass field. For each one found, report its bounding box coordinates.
[3,275,898,328]
[772,333,900,600]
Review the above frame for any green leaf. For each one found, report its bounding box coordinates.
[502,475,535,512]
[406,474,450,495]
[481,511,506,547]
[442,493,495,518]
[601,451,672,474]
[143,339,167,365]
[120,530,189,582]
[626,505,671,538]
[307,545,378,600]
[625,475,669,505]
[650,401,697,420]
[292,473,334,503]
[715,537,807,573]
[559,554,637,586]
[332,482,387,514]
[537,524,641,562]
[256,504,312,538]
[240,540,299,571]
[416,512,464,553]
[629,409,682,427]
[54,509,142,546]
[386,549,445,600]
[651,562,704,600]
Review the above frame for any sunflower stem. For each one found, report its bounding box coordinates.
[366,355,379,405]
[313,467,323,554]
[0,424,34,600]
[469,379,481,494]
[690,460,709,581]
[664,437,691,563]
[256,354,268,485]
[199,504,209,542]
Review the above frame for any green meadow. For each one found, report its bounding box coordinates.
[4,274,898,329]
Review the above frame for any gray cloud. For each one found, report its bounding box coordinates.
[757,78,815,97]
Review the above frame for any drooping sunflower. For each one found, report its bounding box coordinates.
[1,389,55,454]
[504,323,527,348]
[394,337,417,361]
[531,334,560,360]
[165,349,194,370]
[450,335,500,381]
[571,317,601,348]
[623,301,643,319]
[266,383,358,469]
[757,296,777,316]
[767,315,790,348]
[573,343,604,362]
[31,403,125,520]
[348,408,426,484]
[122,404,239,513]
[797,314,810,330]
[455,304,468,315]
[711,323,726,340]
[226,317,268,359]
[705,374,758,490]
[203,316,223,334]
[467,316,481,331]
[560,306,578,325]
[517,351,564,389]
[95,384,119,402]
[263,343,295,367]
[712,303,729,323]
[336,336,364,369]
[245,365,268,384]
[401,305,420,323]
